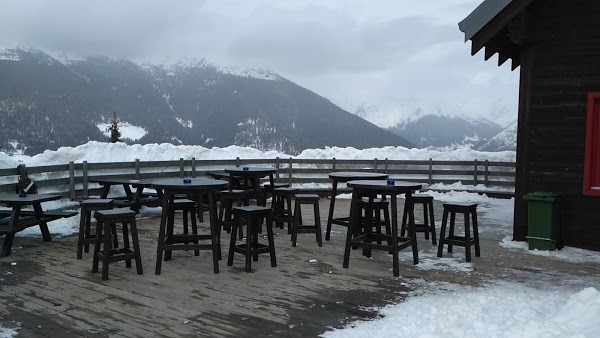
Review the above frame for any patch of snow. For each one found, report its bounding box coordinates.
[176,117,193,128]
[96,122,147,141]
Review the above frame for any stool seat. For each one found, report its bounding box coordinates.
[95,209,137,220]
[273,187,298,194]
[437,202,480,262]
[77,199,115,259]
[443,202,477,212]
[360,197,388,205]
[292,194,322,247]
[295,194,320,201]
[173,198,196,206]
[92,208,143,280]
[220,189,251,196]
[234,205,272,214]
[228,206,276,272]
[80,199,114,208]
[412,194,434,201]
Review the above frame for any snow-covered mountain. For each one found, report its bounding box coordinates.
[386,112,508,149]
[475,120,517,151]
[0,47,413,155]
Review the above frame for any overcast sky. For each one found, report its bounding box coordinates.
[0,0,519,127]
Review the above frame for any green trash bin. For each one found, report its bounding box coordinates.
[524,192,562,251]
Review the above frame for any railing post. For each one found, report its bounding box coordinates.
[135,159,140,179]
[385,158,389,174]
[275,157,280,180]
[374,158,378,172]
[474,159,478,186]
[332,157,336,171]
[69,161,75,200]
[82,161,88,197]
[428,158,433,186]
[485,160,489,187]
[236,157,240,167]
[180,158,185,178]
[288,157,293,185]
[191,157,196,178]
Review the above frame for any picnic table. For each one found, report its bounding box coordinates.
[89,177,162,211]
[0,193,76,257]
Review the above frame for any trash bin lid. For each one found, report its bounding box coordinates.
[523,191,559,202]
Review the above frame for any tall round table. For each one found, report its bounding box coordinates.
[343,180,422,277]
[152,177,228,274]
[326,172,389,240]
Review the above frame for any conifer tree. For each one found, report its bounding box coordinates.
[108,112,122,143]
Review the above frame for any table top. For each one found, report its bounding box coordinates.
[347,180,422,192]
[89,177,155,186]
[151,178,229,190]
[0,193,62,205]
[225,167,277,175]
[329,172,389,181]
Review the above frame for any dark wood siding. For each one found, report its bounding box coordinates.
[518,0,600,250]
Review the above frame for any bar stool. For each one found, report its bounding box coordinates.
[401,194,437,245]
[92,208,143,280]
[227,206,276,272]
[262,182,290,205]
[77,199,115,259]
[291,194,323,247]
[437,203,480,262]
[359,197,391,244]
[218,189,250,236]
[171,198,200,257]
[271,187,298,234]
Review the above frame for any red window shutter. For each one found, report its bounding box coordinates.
[583,92,600,196]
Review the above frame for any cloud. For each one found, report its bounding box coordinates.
[0,0,519,127]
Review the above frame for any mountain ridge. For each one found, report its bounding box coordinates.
[0,47,413,155]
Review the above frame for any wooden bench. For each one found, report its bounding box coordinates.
[0,209,78,236]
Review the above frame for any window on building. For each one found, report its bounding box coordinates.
[583,92,600,196]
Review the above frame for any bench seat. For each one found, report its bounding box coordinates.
[0,209,78,235]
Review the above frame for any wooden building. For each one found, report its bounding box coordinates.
[459,0,600,250]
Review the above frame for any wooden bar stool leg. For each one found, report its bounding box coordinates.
[429,202,437,245]
[287,196,294,234]
[77,210,87,259]
[266,214,277,267]
[92,219,103,273]
[314,202,323,247]
[464,211,472,262]
[423,205,430,240]
[447,212,456,253]
[437,210,448,258]
[122,221,132,268]
[102,221,112,280]
[130,218,143,275]
[400,199,409,237]
[292,199,300,247]
[245,216,253,272]
[227,217,240,267]
[473,210,481,257]
[252,222,259,262]
[190,208,200,256]
[165,208,175,261]
[84,210,93,253]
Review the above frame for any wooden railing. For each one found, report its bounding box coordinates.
[0,157,516,199]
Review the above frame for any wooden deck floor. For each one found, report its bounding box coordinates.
[1,198,600,337]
